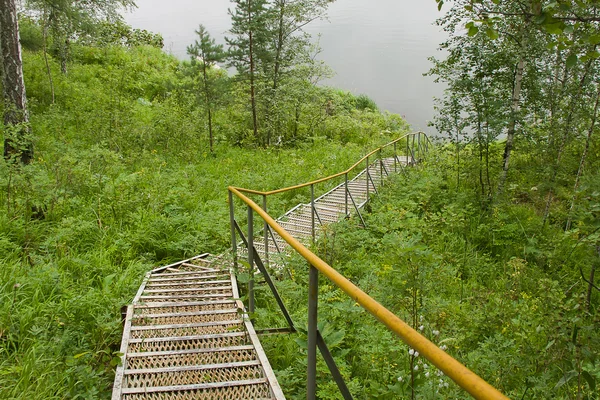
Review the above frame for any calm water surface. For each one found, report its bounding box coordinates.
[125,0,446,132]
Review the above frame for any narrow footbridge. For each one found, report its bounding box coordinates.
[112,133,508,400]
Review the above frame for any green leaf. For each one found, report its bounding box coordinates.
[486,28,499,40]
[554,370,578,389]
[438,0,444,11]
[588,34,600,45]
[566,54,578,68]
[468,25,479,37]
[324,329,345,348]
[581,371,596,392]
[294,337,308,349]
[535,13,547,24]
[236,272,250,284]
[544,23,564,35]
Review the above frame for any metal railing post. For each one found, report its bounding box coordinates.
[307,264,319,400]
[228,191,238,271]
[412,134,416,163]
[379,148,383,183]
[366,156,370,202]
[418,132,421,161]
[311,184,315,243]
[247,205,255,315]
[344,172,349,216]
[394,141,397,173]
[263,194,268,268]
[406,138,409,165]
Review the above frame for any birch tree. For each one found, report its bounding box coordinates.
[1,0,33,164]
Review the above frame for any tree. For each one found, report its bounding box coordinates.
[431,0,600,210]
[187,25,226,153]
[25,0,136,75]
[1,0,33,164]
[226,0,271,147]
[262,0,331,145]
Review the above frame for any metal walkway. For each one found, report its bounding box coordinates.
[112,254,285,399]
[244,156,411,267]
[112,153,411,400]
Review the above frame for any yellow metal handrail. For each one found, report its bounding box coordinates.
[229,187,508,400]
[232,131,429,196]
[228,133,509,400]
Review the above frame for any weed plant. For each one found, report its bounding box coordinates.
[257,150,599,399]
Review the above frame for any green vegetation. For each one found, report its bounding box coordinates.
[257,151,599,398]
[0,17,405,398]
[1,1,599,399]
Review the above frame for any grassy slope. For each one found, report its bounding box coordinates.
[0,44,408,398]
[258,153,599,399]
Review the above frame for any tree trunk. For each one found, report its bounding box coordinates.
[498,55,525,195]
[41,13,55,104]
[59,37,70,75]
[264,0,286,147]
[543,55,596,226]
[565,85,600,231]
[247,1,260,146]
[272,0,286,92]
[0,0,33,164]
[201,57,214,153]
[477,113,485,199]
[587,260,596,313]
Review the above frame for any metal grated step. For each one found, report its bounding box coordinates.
[112,255,285,400]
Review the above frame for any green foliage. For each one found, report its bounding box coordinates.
[355,94,379,112]
[18,16,44,51]
[0,19,408,396]
[256,152,599,399]
[92,20,164,49]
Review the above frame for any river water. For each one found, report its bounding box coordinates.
[124,0,446,132]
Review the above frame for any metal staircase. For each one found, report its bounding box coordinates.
[238,155,412,267]
[112,136,421,400]
[112,255,284,400]
[112,133,507,400]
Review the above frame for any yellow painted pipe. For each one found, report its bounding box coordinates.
[229,186,509,400]
[233,132,424,196]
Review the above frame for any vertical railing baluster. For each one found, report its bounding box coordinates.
[411,134,417,163]
[229,191,238,271]
[394,141,397,173]
[311,184,315,243]
[307,264,319,400]
[379,148,383,183]
[366,156,370,202]
[263,194,268,268]
[247,205,255,315]
[406,137,409,165]
[344,172,349,216]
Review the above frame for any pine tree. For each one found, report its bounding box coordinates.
[226,0,271,147]
[187,25,226,153]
